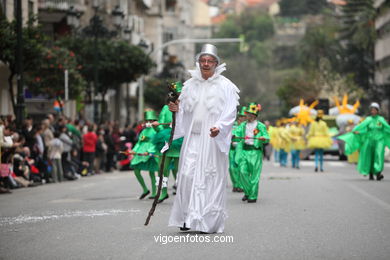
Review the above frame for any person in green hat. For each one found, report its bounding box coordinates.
[151,82,184,203]
[234,103,269,203]
[229,106,247,192]
[130,109,159,199]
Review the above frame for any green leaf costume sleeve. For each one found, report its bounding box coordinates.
[254,122,270,149]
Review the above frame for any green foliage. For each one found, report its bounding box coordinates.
[25,46,86,98]
[144,78,175,110]
[0,16,46,113]
[0,17,45,74]
[279,0,328,17]
[214,9,274,60]
[276,73,320,110]
[298,17,342,71]
[249,41,271,68]
[340,0,376,92]
[59,37,153,92]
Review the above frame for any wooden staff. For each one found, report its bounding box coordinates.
[144,83,179,226]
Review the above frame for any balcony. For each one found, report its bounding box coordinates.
[38,0,86,12]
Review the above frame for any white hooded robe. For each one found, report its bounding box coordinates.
[168,63,240,233]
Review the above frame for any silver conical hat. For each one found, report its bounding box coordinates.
[195,44,220,64]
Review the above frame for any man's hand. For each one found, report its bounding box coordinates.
[210,127,220,137]
[353,131,359,134]
[151,121,159,127]
[258,137,266,141]
[12,142,21,147]
[168,101,179,112]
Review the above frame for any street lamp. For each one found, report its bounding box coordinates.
[66,6,81,29]
[112,5,125,29]
[15,0,24,128]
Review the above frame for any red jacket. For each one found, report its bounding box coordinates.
[83,132,97,153]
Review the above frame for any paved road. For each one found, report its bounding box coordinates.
[1,159,390,260]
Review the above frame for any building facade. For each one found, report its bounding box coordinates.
[0,0,39,117]
[1,0,205,124]
[374,0,390,117]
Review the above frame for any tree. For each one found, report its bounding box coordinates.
[276,73,321,114]
[59,37,153,122]
[0,16,45,114]
[25,46,86,98]
[144,78,175,111]
[279,0,329,17]
[214,9,274,61]
[340,0,376,97]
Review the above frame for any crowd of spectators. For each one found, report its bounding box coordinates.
[0,113,140,194]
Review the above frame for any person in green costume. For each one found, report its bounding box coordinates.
[229,106,247,192]
[337,102,390,181]
[130,109,159,199]
[152,82,184,203]
[234,103,270,203]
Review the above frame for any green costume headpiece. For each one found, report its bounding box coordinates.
[246,102,262,116]
[239,106,247,116]
[144,109,158,121]
[171,81,183,93]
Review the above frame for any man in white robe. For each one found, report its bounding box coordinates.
[168,44,240,233]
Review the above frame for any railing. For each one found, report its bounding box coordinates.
[38,0,86,11]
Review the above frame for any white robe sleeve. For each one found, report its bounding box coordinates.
[173,106,185,140]
[213,84,239,154]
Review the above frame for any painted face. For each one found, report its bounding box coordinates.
[247,113,257,122]
[198,54,217,79]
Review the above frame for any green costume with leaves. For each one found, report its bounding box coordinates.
[229,107,247,191]
[338,115,390,176]
[131,110,159,199]
[152,82,184,202]
[235,103,269,202]
[234,120,269,201]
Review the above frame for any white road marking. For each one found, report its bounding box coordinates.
[347,184,390,212]
[272,161,390,168]
[0,209,140,226]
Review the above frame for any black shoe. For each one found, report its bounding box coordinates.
[180,223,190,231]
[315,167,318,172]
[369,173,374,180]
[236,188,244,193]
[157,194,169,204]
[320,169,324,172]
[242,195,248,201]
[139,190,150,200]
[247,199,257,203]
[148,195,157,199]
[376,173,384,181]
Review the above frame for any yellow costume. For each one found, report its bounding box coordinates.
[278,126,291,166]
[278,126,291,153]
[307,120,332,149]
[288,124,306,150]
[269,126,281,150]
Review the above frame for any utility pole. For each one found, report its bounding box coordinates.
[15,0,25,127]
